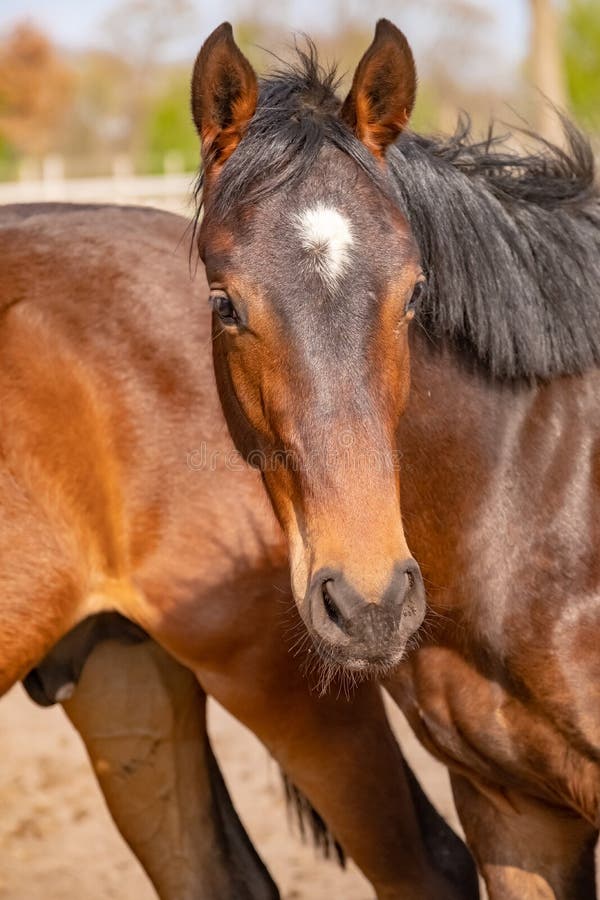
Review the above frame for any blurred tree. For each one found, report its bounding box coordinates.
[100,0,198,165]
[528,0,568,143]
[102,0,197,69]
[0,23,74,158]
[58,49,133,176]
[419,0,497,133]
[563,0,600,128]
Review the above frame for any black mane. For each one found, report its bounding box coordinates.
[198,45,600,380]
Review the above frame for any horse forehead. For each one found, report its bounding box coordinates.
[293,203,354,289]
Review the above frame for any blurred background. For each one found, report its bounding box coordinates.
[0,0,597,212]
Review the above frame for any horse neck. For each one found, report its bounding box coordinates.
[401,327,600,650]
[399,329,537,632]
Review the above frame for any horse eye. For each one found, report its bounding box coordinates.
[210,293,240,326]
[407,280,426,312]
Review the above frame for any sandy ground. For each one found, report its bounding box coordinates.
[0,681,460,900]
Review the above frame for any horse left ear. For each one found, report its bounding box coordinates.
[191,22,258,173]
[340,20,416,159]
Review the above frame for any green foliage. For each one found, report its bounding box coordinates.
[0,134,16,180]
[563,0,600,128]
[142,70,198,173]
[410,83,442,135]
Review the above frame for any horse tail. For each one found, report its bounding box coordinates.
[401,758,480,899]
[281,772,345,866]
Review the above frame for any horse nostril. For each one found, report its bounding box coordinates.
[322,580,344,629]
[406,569,415,591]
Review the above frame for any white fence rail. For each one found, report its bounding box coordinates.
[0,172,198,217]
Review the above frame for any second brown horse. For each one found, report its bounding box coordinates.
[0,201,475,898]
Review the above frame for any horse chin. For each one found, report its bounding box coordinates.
[309,632,407,680]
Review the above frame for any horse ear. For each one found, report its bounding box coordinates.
[340,20,416,159]
[191,22,258,173]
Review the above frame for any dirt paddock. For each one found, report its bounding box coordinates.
[0,678,461,900]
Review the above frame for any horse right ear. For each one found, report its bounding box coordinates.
[191,23,258,175]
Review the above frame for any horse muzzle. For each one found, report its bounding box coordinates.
[305,559,426,672]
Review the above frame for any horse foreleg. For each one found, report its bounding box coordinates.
[197,650,478,900]
[450,772,598,900]
[62,638,279,900]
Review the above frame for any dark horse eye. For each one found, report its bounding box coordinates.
[407,280,426,312]
[210,293,240,326]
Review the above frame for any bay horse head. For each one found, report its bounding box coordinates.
[192,20,425,674]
